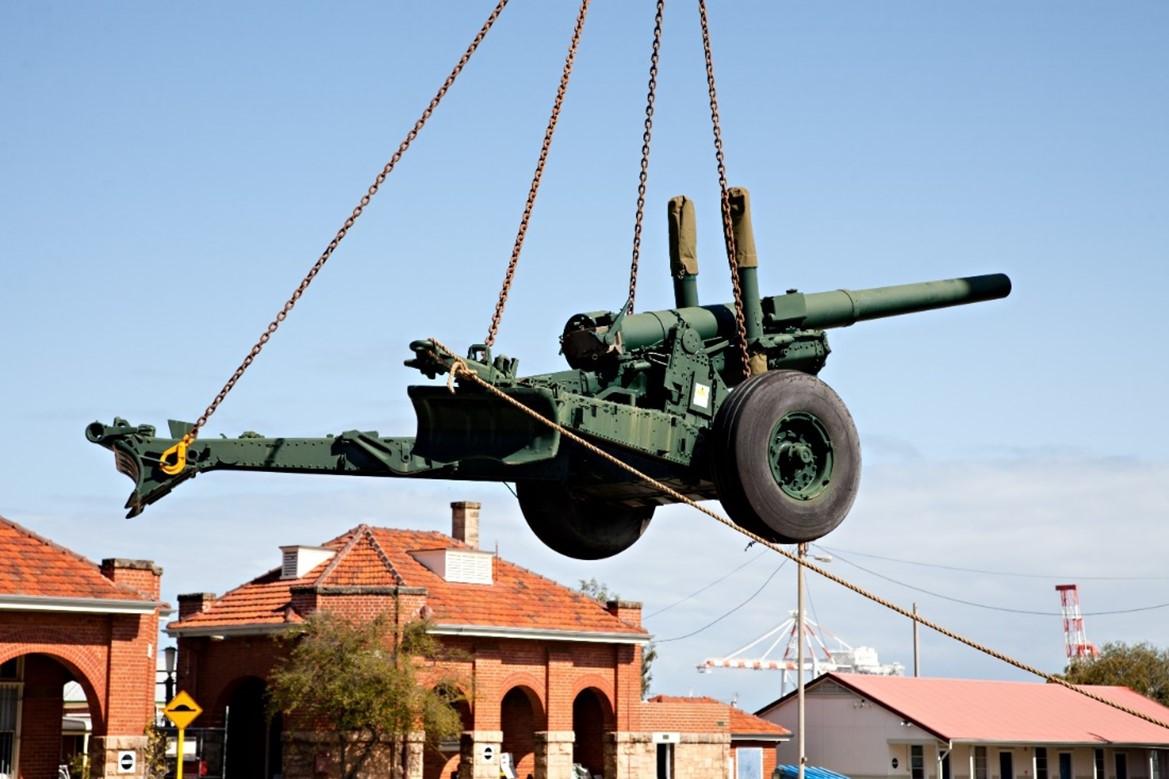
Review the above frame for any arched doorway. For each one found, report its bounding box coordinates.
[224,676,282,779]
[423,687,472,779]
[572,688,613,776]
[500,686,544,779]
[0,653,103,779]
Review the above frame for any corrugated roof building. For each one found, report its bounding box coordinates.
[757,673,1169,779]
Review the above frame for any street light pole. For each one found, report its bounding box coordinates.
[163,646,177,703]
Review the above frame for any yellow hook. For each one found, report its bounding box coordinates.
[160,436,192,476]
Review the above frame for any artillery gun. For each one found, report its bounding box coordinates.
[88,189,1010,559]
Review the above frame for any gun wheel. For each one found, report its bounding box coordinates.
[516,481,654,560]
[712,370,860,543]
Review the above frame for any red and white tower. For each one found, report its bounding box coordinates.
[1056,584,1099,660]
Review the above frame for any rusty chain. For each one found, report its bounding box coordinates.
[178,0,510,447]
[484,0,592,349]
[425,337,1169,732]
[698,0,752,381]
[624,0,666,315]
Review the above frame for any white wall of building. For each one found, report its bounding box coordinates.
[760,680,1165,779]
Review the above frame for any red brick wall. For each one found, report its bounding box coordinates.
[0,605,161,746]
[176,592,647,776]
[20,654,68,779]
[0,612,110,732]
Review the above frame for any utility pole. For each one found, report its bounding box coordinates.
[797,542,807,779]
[913,602,920,677]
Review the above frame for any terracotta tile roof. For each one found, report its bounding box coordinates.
[0,515,154,602]
[729,705,790,737]
[641,695,790,738]
[767,673,1169,745]
[170,524,647,637]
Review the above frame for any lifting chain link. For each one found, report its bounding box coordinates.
[624,0,666,315]
[426,337,1169,734]
[173,0,511,453]
[484,0,592,349]
[698,0,753,382]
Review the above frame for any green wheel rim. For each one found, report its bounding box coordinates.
[768,411,834,501]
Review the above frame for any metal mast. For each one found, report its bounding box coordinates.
[1055,584,1100,661]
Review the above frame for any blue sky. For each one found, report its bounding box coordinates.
[2,2,1167,711]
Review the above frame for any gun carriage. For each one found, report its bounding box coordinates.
[89,189,1010,558]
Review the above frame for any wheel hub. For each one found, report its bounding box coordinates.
[768,411,834,500]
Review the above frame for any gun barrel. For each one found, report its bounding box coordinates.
[594,273,1010,355]
[783,273,1012,329]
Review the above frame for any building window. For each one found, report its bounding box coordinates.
[1116,753,1127,779]
[1001,751,1015,779]
[1095,750,1105,779]
[1036,747,1048,779]
[912,745,925,779]
[657,743,674,779]
[738,747,763,779]
[942,753,951,779]
[0,682,20,777]
[975,747,989,779]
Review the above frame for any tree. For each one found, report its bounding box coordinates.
[578,578,656,698]
[268,610,464,779]
[1062,642,1169,706]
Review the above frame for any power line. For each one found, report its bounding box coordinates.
[816,543,1169,581]
[656,560,787,643]
[645,549,769,619]
[824,548,1169,617]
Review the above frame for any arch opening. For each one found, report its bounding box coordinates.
[424,684,472,779]
[0,653,105,779]
[223,676,282,779]
[501,686,544,779]
[572,687,614,776]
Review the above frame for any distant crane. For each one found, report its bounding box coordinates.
[1056,584,1100,661]
[698,610,903,697]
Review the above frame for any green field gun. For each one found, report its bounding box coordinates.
[88,189,1010,559]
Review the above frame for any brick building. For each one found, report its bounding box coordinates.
[168,502,787,779]
[0,515,167,779]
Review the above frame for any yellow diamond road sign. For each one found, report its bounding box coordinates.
[164,690,203,730]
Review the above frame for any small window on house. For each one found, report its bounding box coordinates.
[912,745,925,779]
[1095,750,1106,779]
[1036,747,1048,779]
[0,660,19,680]
[942,753,951,779]
[0,682,20,776]
[1116,753,1128,779]
[975,747,989,779]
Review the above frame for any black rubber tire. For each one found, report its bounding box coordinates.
[711,370,860,543]
[516,481,654,560]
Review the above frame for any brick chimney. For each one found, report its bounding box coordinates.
[177,592,216,621]
[451,501,480,549]
[606,600,643,629]
[100,558,162,600]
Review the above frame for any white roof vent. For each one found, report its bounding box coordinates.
[410,548,493,585]
[280,545,336,580]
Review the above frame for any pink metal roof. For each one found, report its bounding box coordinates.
[822,673,1169,745]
